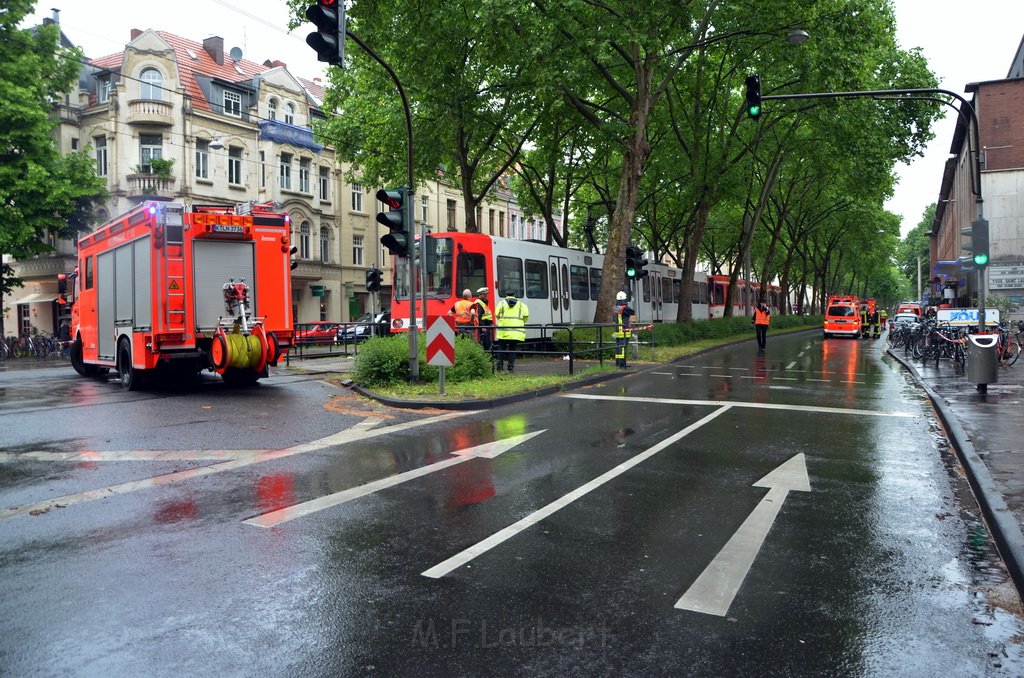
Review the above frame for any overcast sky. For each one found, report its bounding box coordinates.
[24,0,1024,238]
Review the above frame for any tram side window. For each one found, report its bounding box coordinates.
[589,267,602,301]
[642,275,651,302]
[700,281,708,304]
[714,282,725,306]
[569,265,589,300]
[525,259,547,298]
[496,255,524,298]
[85,256,94,289]
[663,278,675,304]
[455,251,486,299]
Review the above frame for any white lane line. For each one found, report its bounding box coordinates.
[0,450,269,463]
[840,381,865,384]
[676,454,811,616]
[728,368,748,371]
[245,431,546,528]
[561,393,914,418]
[651,371,676,375]
[773,377,798,381]
[0,411,474,521]
[805,378,829,382]
[709,374,732,378]
[785,361,796,370]
[422,406,734,579]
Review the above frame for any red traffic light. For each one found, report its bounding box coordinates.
[319,0,337,4]
[376,188,404,210]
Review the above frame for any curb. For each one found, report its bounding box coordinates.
[352,369,631,410]
[886,347,1024,597]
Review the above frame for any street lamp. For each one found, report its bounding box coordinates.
[786,29,809,45]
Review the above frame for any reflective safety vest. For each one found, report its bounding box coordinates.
[495,298,529,341]
[452,298,475,325]
[613,304,633,339]
[754,307,771,326]
[473,299,492,324]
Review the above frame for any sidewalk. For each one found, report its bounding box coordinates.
[888,346,1024,596]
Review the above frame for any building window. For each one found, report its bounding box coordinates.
[285,102,295,125]
[228,146,242,184]
[320,226,330,263]
[98,77,111,103]
[279,153,292,190]
[195,140,209,179]
[94,136,107,176]
[19,304,31,336]
[351,183,363,212]
[353,235,364,266]
[300,221,311,259]
[488,208,495,235]
[223,90,242,117]
[299,158,311,193]
[446,199,456,231]
[71,138,79,151]
[319,166,330,201]
[140,68,162,100]
[476,205,482,231]
[268,98,278,120]
[499,211,505,238]
[259,151,266,188]
[139,133,162,173]
[421,195,428,223]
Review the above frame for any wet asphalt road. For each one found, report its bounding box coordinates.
[2,335,1024,677]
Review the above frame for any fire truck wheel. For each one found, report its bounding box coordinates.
[117,339,142,391]
[70,336,99,377]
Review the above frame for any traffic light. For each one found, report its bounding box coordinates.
[971,218,989,267]
[289,245,298,270]
[377,187,410,257]
[366,267,383,292]
[305,0,345,67]
[625,245,640,279]
[745,75,762,120]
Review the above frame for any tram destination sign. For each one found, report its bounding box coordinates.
[990,262,1024,290]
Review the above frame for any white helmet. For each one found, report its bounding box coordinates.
[616,291,627,301]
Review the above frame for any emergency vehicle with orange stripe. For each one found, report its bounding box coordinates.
[58,201,295,388]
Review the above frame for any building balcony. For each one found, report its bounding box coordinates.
[126,98,174,126]
[125,173,177,200]
[50,101,82,126]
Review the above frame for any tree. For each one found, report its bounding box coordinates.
[0,2,107,338]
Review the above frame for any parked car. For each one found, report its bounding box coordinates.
[338,311,391,343]
[889,312,922,331]
[295,321,342,346]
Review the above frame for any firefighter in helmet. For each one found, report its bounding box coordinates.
[613,291,635,368]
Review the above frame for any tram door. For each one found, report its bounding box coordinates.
[649,273,664,323]
[548,255,571,326]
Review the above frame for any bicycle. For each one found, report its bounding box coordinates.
[995,321,1021,367]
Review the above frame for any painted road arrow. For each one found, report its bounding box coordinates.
[675,453,811,616]
[243,430,546,528]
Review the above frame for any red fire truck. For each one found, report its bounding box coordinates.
[58,201,295,388]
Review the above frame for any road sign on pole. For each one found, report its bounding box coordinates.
[426,315,455,367]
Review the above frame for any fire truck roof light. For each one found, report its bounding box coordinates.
[147,205,157,215]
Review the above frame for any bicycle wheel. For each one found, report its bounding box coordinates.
[1006,338,1021,367]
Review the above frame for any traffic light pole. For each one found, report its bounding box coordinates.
[761,86,986,331]
[345,29,419,378]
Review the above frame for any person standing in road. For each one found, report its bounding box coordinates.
[753,301,771,351]
[494,290,529,372]
[613,291,635,368]
[449,288,477,337]
[472,287,493,352]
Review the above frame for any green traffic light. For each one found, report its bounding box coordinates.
[748,105,760,117]
[626,267,636,278]
[974,252,989,266]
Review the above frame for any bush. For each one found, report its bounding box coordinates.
[352,333,491,387]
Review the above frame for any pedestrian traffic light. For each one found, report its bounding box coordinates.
[365,267,383,292]
[625,245,640,279]
[745,75,762,120]
[971,218,989,267]
[377,187,410,257]
[305,0,345,67]
[289,245,298,270]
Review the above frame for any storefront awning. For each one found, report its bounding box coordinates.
[8,293,58,305]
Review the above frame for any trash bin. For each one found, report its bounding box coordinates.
[966,334,999,385]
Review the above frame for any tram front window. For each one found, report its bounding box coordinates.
[393,237,455,299]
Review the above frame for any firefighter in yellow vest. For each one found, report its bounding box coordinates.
[613,291,635,368]
[472,287,493,352]
[449,288,477,337]
[494,290,529,372]
[754,301,771,350]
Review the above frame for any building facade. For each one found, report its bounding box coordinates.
[932,39,1024,319]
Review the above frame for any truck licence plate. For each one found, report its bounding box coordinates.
[212,224,244,233]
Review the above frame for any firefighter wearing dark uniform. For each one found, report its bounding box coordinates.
[472,287,493,352]
[868,306,881,338]
[613,291,635,368]
[754,302,771,350]
[494,291,529,372]
[860,304,869,339]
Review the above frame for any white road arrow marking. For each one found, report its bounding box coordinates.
[675,453,811,617]
[244,430,546,528]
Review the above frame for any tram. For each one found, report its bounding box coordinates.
[388,233,710,338]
